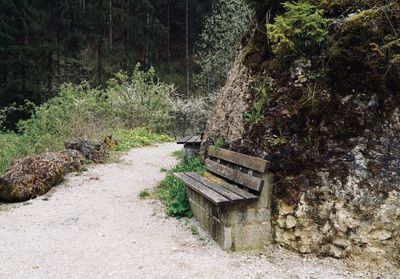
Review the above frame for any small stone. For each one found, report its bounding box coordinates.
[370,229,392,241]
[279,202,294,215]
[330,245,345,258]
[277,216,286,228]
[285,215,297,229]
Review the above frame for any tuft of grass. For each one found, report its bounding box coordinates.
[157,156,205,218]
[171,149,184,160]
[138,189,150,199]
[190,225,200,236]
[113,128,172,152]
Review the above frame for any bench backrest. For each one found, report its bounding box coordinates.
[206,146,269,194]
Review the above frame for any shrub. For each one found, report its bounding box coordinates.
[18,83,116,153]
[107,65,175,133]
[194,0,252,95]
[267,1,328,56]
[157,156,205,218]
[171,96,210,138]
[0,65,206,175]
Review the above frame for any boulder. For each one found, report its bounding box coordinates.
[0,150,82,203]
[65,136,117,163]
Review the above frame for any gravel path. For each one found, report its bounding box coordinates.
[0,143,398,279]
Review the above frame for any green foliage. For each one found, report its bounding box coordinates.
[214,138,227,148]
[113,128,171,152]
[267,1,328,56]
[138,190,150,199]
[0,0,213,127]
[107,65,175,133]
[18,83,116,152]
[194,0,253,95]
[171,150,185,161]
[157,156,205,218]
[244,83,269,124]
[0,67,177,175]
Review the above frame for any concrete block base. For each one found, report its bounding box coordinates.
[186,174,273,251]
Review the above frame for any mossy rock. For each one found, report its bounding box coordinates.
[0,151,82,203]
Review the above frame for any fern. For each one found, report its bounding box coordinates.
[267,1,329,56]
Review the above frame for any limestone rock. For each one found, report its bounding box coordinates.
[285,215,297,229]
[330,245,345,258]
[65,136,116,163]
[370,229,393,241]
[279,201,295,216]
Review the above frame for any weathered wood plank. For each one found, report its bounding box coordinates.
[208,147,269,173]
[186,173,244,202]
[205,159,264,192]
[177,135,192,144]
[202,172,259,200]
[173,173,230,205]
[186,136,201,143]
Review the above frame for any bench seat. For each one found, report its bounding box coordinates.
[173,172,258,206]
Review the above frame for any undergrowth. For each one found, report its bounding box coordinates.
[113,128,172,152]
[0,128,171,175]
[157,156,205,218]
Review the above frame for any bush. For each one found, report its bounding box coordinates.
[107,65,175,133]
[18,83,116,153]
[194,0,252,95]
[171,97,210,137]
[0,65,209,175]
[267,1,328,56]
[157,156,205,218]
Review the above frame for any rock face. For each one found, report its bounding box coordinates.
[201,48,253,156]
[0,150,82,202]
[202,1,400,264]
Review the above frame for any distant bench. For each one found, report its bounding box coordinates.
[177,134,203,159]
[174,146,273,250]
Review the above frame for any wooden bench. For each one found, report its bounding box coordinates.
[176,134,203,159]
[174,146,273,251]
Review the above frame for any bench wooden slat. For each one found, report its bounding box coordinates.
[202,172,259,200]
[173,173,230,205]
[177,135,193,144]
[208,147,269,173]
[205,159,264,192]
[186,136,201,143]
[186,173,244,202]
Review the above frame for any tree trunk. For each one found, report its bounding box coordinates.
[167,1,170,63]
[185,0,190,98]
[145,7,150,67]
[109,0,113,50]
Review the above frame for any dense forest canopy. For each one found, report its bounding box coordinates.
[0,0,213,127]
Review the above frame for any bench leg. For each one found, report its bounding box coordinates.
[186,173,274,251]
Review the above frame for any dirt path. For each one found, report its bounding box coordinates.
[0,143,398,279]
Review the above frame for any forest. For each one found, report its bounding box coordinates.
[0,0,251,173]
[0,0,210,126]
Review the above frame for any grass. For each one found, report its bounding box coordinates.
[0,132,30,175]
[157,156,205,218]
[171,149,184,160]
[190,225,200,236]
[113,128,172,152]
[138,189,151,199]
